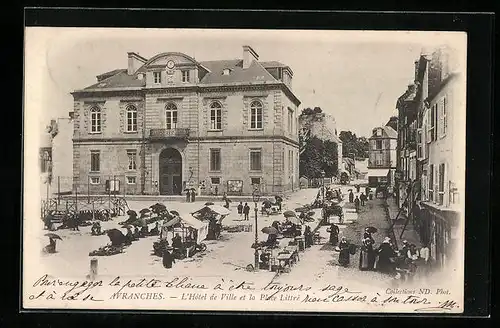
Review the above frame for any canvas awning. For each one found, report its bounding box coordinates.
[368,169,390,177]
[180,213,207,230]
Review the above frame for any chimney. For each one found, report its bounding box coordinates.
[242,45,259,69]
[127,52,147,75]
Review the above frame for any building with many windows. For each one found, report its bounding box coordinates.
[395,46,464,270]
[367,125,397,190]
[71,45,301,196]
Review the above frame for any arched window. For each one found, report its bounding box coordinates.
[90,106,101,133]
[210,101,222,130]
[126,105,138,132]
[250,100,263,129]
[165,102,178,130]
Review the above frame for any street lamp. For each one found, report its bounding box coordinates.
[321,170,326,199]
[252,188,261,272]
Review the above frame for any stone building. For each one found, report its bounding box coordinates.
[367,125,397,190]
[71,45,301,196]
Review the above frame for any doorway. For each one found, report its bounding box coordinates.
[159,148,183,195]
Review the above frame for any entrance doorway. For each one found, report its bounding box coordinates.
[159,148,183,195]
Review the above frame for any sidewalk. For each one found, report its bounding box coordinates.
[385,196,421,249]
[61,188,306,204]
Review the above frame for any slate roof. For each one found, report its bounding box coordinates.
[85,70,146,90]
[369,126,398,139]
[81,55,288,90]
[199,59,278,84]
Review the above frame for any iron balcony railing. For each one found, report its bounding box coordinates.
[148,128,190,140]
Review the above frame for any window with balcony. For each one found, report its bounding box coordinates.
[250,149,262,171]
[210,101,222,130]
[90,151,100,172]
[126,105,138,132]
[165,102,178,130]
[153,71,162,84]
[210,149,221,172]
[250,100,263,129]
[127,150,137,170]
[438,163,445,205]
[90,106,102,133]
[181,70,190,83]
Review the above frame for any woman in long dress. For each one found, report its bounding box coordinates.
[338,237,350,267]
[329,223,339,246]
[376,237,396,273]
[359,237,373,271]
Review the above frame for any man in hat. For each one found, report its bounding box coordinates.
[237,202,244,219]
[162,246,175,269]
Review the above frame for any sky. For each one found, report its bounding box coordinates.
[25,28,466,138]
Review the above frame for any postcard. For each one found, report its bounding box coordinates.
[23,27,466,313]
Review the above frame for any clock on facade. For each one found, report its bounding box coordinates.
[166,60,175,69]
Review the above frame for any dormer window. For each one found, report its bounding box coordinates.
[153,71,162,84]
[222,68,231,76]
[181,70,190,83]
[376,128,383,136]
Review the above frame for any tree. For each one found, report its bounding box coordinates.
[339,130,369,158]
[299,136,339,178]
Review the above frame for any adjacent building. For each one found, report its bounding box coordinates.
[39,116,74,199]
[395,46,465,269]
[367,125,397,190]
[71,45,301,196]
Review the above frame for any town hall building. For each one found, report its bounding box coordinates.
[71,45,301,196]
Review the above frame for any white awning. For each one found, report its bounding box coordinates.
[368,169,390,177]
[180,213,208,230]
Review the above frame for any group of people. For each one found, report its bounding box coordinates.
[348,186,372,213]
[185,188,197,203]
[333,225,432,280]
[237,202,251,220]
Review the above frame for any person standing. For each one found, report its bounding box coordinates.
[359,236,375,271]
[376,237,396,274]
[360,193,366,206]
[419,243,431,277]
[407,244,420,278]
[348,190,354,203]
[243,203,250,221]
[354,196,360,213]
[355,185,360,193]
[338,237,350,267]
[162,246,175,269]
[304,226,313,248]
[329,223,340,246]
[237,202,244,219]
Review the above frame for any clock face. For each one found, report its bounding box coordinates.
[166,60,175,69]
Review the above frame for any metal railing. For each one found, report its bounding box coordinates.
[148,128,190,139]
